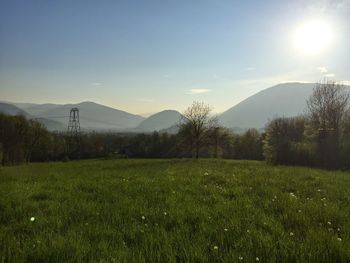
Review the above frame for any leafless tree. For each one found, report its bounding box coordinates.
[180,101,215,159]
[307,79,349,167]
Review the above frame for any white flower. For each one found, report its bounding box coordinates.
[238,256,243,260]
[256,257,260,261]
[163,212,167,216]
[327,221,331,225]
[298,209,302,213]
[204,172,209,176]
[290,232,294,236]
[224,228,228,232]
[213,245,218,250]
[317,189,321,192]
[141,216,145,220]
[337,237,342,242]
[246,229,250,233]
[30,217,35,222]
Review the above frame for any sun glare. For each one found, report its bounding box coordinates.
[293,20,333,55]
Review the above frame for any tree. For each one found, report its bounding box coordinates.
[307,80,349,168]
[180,101,215,159]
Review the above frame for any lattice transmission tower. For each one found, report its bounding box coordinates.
[67,107,80,136]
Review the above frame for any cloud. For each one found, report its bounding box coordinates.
[337,80,350,86]
[245,67,256,71]
[136,98,154,103]
[324,73,335,77]
[187,89,212,95]
[91,82,102,86]
[317,67,328,73]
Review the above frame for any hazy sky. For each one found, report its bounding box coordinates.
[1,0,349,115]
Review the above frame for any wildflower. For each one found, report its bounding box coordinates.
[30,217,35,222]
[317,189,321,192]
[204,172,209,176]
[163,212,167,216]
[274,195,277,199]
[224,228,228,232]
[141,216,145,220]
[246,229,250,233]
[337,237,342,242]
[298,209,302,213]
[213,245,218,250]
[337,228,341,232]
[290,232,294,236]
[238,256,243,260]
[256,257,260,261]
[327,221,331,225]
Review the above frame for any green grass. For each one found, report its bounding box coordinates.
[1,159,350,262]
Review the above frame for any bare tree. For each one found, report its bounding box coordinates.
[180,101,215,159]
[307,79,349,167]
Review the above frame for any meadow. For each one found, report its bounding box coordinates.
[1,159,350,262]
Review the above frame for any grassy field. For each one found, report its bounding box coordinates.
[1,159,350,262]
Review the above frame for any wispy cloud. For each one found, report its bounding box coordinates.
[187,89,212,95]
[317,66,328,73]
[91,82,102,86]
[324,73,335,77]
[338,80,350,86]
[136,98,154,103]
[245,67,256,71]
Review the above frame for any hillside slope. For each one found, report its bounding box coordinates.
[219,83,316,128]
[136,110,182,132]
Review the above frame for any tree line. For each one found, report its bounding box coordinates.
[1,80,349,169]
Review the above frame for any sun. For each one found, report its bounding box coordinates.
[293,20,333,55]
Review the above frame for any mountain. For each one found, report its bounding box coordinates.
[219,83,316,129]
[0,102,65,131]
[35,101,145,131]
[136,110,182,132]
[13,103,61,116]
[0,102,30,117]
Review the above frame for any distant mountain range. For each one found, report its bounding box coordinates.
[3,82,347,132]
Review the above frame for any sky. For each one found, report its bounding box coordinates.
[1,0,350,115]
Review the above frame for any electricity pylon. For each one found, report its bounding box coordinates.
[67,108,80,136]
[67,108,81,158]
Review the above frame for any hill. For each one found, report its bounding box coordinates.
[0,102,30,117]
[136,110,182,132]
[219,82,316,128]
[0,102,65,131]
[30,101,145,131]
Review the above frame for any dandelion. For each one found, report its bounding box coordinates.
[290,232,294,236]
[30,217,35,222]
[256,257,260,261]
[238,256,244,260]
[141,216,145,220]
[337,237,342,242]
[213,245,218,250]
